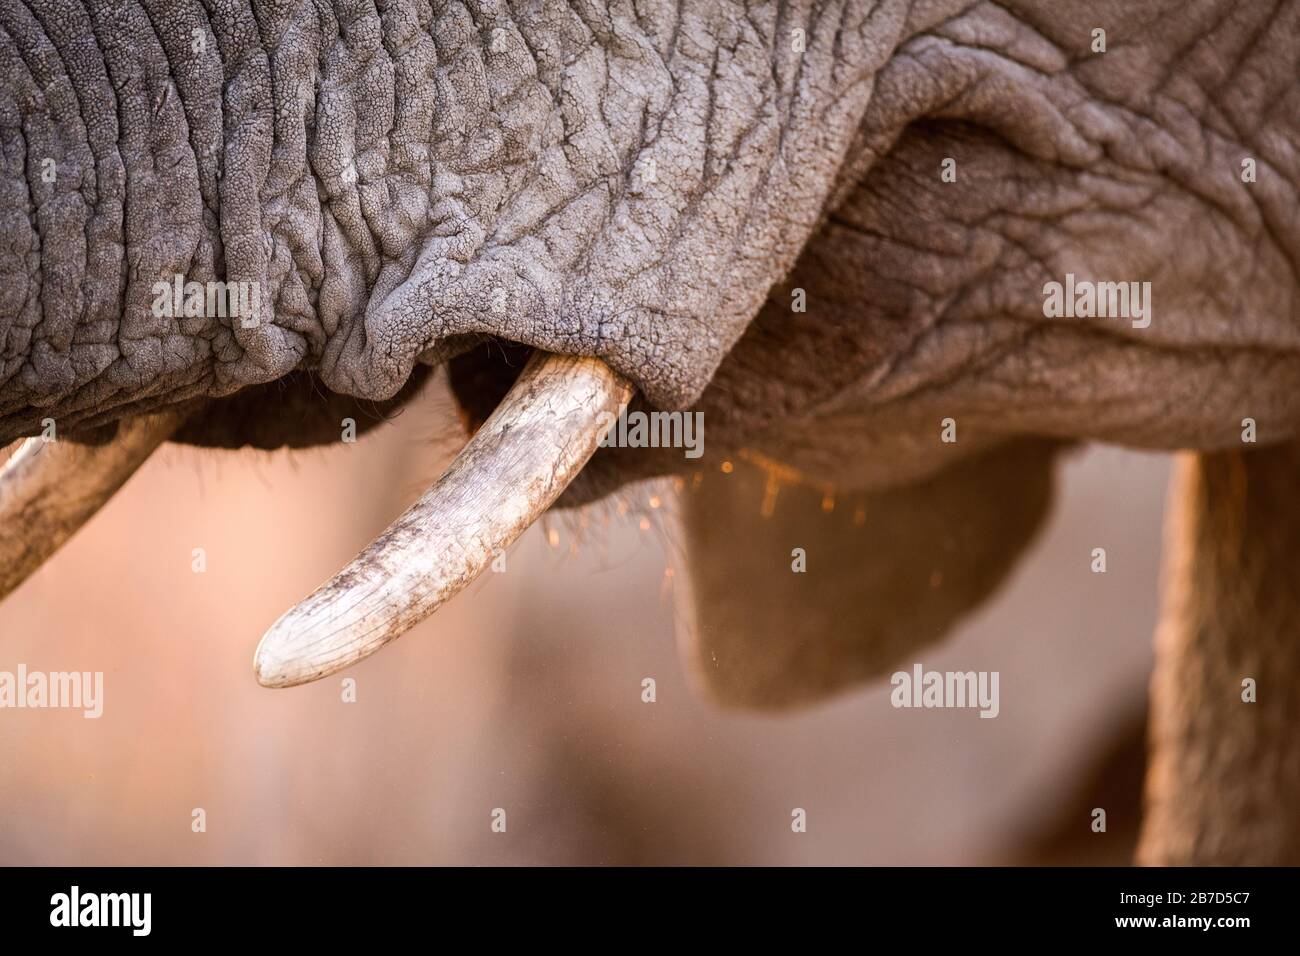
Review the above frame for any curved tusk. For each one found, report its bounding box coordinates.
[254,352,633,688]
[0,410,185,600]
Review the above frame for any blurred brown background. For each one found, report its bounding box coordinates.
[0,374,1168,865]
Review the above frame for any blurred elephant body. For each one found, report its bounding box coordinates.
[1,0,1298,864]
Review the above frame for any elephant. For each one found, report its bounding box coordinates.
[0,0,1297,865]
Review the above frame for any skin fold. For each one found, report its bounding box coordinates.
[0,1,1298,863]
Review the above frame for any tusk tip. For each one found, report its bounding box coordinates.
[252,621,314,689]
[254,598,366,688]
[252,649,291,689]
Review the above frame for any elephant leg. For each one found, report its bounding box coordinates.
[1139,443,1300,864]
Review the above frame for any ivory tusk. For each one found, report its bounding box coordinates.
[0,410,184,599]
[253,352,633,688]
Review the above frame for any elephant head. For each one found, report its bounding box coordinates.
[1,0,1298,863]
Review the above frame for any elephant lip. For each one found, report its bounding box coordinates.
[168,365,436,451]
[97,336,651,508]
[144,336,539,452]
[167,335,539,452]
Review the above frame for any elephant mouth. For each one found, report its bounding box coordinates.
[445,339,534,437]
[167,336,539,453]
[443,341,681,508]
[168,363,437,451]
[157,336,684,513]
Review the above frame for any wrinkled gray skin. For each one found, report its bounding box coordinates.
[2,1,1299,862]
[5,0,1294,465]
